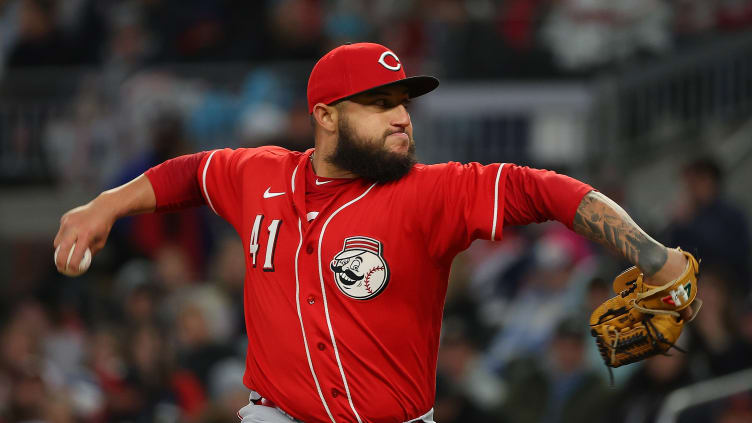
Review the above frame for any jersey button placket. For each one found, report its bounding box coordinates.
[306,295,315,305]
[305,243,314,254]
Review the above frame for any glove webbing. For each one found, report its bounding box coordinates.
[602,316,687,386]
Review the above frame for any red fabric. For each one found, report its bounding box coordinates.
[171,370,206,418]
[127,211,206,275]
[144,152,208,213]
[306,42,437,113]
[502,164,594,229]
[195,147,597,423]
[308,43,408,112]
[304,158,356,217]
[142,147,595,422]
[499,0,543,50]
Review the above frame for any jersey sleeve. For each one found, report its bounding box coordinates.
[144,152,209,212]
[502,164,594,229]
[415,162,593,257]
[196,148,246,229]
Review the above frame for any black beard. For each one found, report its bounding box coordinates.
[326,116,416,184]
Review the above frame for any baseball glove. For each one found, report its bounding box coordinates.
[590,250,700,371]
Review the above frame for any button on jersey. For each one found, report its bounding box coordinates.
[196,146,591,423]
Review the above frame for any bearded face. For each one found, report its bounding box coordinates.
[325,113,417,184]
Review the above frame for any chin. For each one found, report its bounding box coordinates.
[388,146,409,156]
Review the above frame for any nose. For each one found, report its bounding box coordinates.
[390,104,411,129]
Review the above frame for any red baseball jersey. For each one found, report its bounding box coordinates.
[146,146,592,423]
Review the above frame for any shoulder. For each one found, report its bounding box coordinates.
[219,145,303,166]
[237,145,301,160]
[409,162,476,177]
[407,161,509,181]
[385,162,507,195]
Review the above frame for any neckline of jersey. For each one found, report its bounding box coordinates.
[305,152,358,191]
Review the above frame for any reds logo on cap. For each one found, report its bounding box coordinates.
[330,236,390,300]
[307,42,439,113]
[378,51,401,71]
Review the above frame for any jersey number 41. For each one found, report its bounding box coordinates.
[249,214,281,272]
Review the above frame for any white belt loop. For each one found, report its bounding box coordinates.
[404,407,435,423]
[239,392,304,423]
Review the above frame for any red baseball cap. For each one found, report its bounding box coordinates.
[307,42,439,113]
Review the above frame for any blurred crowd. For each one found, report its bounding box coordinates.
[1,1,752,423]
[2,0,752,74]
[2,0,752,186]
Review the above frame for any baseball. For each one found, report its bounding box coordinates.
[54,243,92,277]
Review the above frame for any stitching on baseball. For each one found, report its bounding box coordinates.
[364,266,385,295]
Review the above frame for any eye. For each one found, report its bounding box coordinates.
[350,258,361,270]
[373,98,391,108]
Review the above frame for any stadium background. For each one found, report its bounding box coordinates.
[0,0,751,422]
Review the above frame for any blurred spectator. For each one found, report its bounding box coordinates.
[436,315,504,414]
[493,0,559,79]
[204,358,249,423]
[542,0,672,71]
[174,285,236,390]
[715,392,752,423]
[101,0,154,86]
[0,0,21,73]
[686,267,752,379]
[738,300,752,355]
[434,372,498,423]
[674,0,752,36]
[6,0,84,67]
[208,234,247,341]
[462,229,533,321]
[500,316,610,423]
[44,78,121,190]
[484,224,596,370]
[141,0,232,62]
[667,157,751,298]
[118,324,180,423]
[717,0,752,30]
[267,0,325,60]
[88,326,132,420]
[609,352,694,423]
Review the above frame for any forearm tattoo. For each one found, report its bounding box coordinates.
[573,191,667,276]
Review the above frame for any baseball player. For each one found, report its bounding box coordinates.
[54,43,697,423]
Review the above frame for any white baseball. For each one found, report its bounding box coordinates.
[54,243,92,277]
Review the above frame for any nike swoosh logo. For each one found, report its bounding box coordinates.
[315,179,332,186]
[263,187,286,198]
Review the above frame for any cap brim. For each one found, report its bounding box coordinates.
[334,75,440,104]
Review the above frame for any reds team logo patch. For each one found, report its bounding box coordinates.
[330,237,390,300]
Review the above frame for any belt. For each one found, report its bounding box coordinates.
[243,391,435,423]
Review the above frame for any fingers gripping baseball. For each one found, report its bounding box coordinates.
[53,202,114,276]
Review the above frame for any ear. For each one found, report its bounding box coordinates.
[312,103,338,132]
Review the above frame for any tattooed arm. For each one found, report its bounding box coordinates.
[573,191,691,299]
